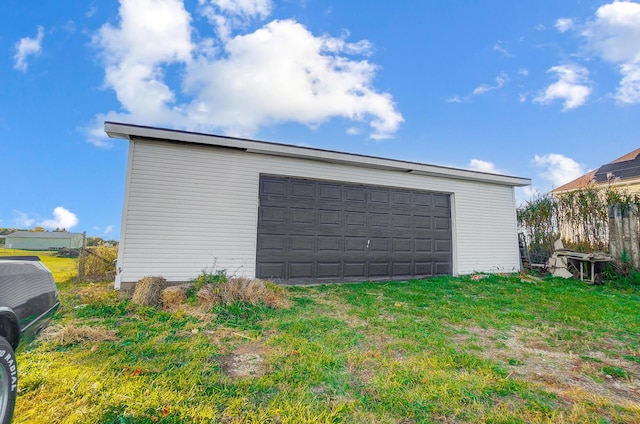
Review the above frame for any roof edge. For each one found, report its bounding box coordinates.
[105,121,531,187]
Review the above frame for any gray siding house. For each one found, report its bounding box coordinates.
[4,231,83,250]
[106,122,530,290]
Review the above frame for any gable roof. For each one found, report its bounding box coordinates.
[552,148,640,193]
[105,122,531,187]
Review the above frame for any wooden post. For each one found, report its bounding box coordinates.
[78,231,87,283]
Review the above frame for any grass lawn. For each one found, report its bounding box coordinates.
[0,248,77,282]
[10,259,640,423]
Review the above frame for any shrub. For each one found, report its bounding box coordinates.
[78,245,118,282]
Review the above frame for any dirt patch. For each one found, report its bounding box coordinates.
[313,294,368,328]
[219,341,268,379]
[454,326,640,406]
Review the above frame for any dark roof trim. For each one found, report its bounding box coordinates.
[105,121,531,187]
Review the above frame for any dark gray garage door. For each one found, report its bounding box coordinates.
[256,175,452,284]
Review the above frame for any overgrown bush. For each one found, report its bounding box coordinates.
[518,185,640,257]
[78,245,118,282]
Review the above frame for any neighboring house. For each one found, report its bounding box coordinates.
[552,148,640,195]
[106,122,531,290]
[4,231,83,250]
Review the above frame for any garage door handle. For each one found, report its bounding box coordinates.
[366,239,370,249]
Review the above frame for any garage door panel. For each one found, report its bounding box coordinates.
[289,262,314,279]
[391,191,411,206]
[370,262,391,277]
[415,262,433,275]
[434,195,450,208]
[345,211,366,228]
[318,262,341,278]
[369,237,390,252]
[368,212,390,229]
[291,235,315,251]
[291,208,315,225]
[319,209,342,226]
[393,238,412,252]
[435,262,451,275]
[344,262,366,277]
[260,206,287,225]
[392,214,411,229]
[319,184,342,201]
[291,181,315,199]
[434,217,450,230]
[257,262,285,279]
[257,176,452,283]
[435,239,452,253]
[392,262,412,276]
[262,180,287,197]
[345,236,367,252]
[318,236,341,252]
[369,189,390,205]
[258,234,287,252]
[345,187,366,202]
[414,215,432,229]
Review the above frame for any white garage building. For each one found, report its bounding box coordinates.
[106,122,530,290]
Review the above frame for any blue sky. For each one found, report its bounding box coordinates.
[2,0,640,239]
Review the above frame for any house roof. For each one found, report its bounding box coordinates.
[6,231,81,239]
[105,122,531,187]
[552,148,640,193]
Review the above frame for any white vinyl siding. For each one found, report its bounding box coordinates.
[117,138,520,284]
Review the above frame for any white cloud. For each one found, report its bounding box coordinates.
[533,65,591,110]
[582,1,640,104]
[13,26,44,72]
[39,207,79,230]
[493,41,510,57]
[555,18,575,33]
[91,0,403,145]
[446,95,463,103]
[104,225,114,235]
[515,185,541,206]
[518,68,529,77]
[472,73,508,95]
[12,211,35,228]
[532,154,585,188]
[468,159,503,174]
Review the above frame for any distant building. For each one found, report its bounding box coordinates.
[4,231,83,250]
[552,148,640,195]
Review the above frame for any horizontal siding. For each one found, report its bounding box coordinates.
[118,139,520,283]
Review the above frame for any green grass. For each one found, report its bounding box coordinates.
[11,268,640,423]
[0,248,77,282]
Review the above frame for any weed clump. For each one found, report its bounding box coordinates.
[132,276,166,307]
[187,271,290,309]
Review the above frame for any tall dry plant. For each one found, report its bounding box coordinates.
[78,245,118,282]
[518,184,640,256]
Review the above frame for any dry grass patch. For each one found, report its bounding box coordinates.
[217,277,291,308]
[41,323,118,345]
[76,283,115,304]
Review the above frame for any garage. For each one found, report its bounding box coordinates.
[105,122,531,291]
[257,175,452,283]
